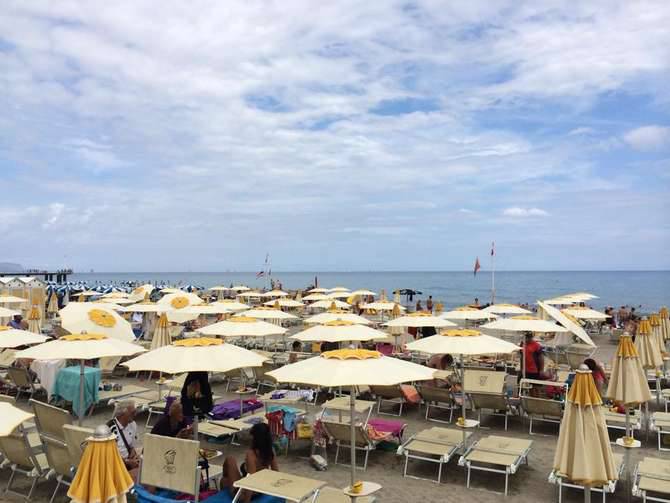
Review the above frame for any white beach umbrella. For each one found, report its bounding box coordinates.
[303,293,330,301]
[538,301,596,347]
[328,287,350,293]
[326,292,353,299]
[481,315,570,334]
[158,292,203,323]
[234,308,298,321]
[120,301,170,313]
[260,289,289,298]
[564,292,599,301]
[197,316,287,338]
[0,295,29,305]
[128,284,155,302]
[208,285,231,292]
[290,320,389,343]
[483,303,532,315]
[307,288,328,293]
[236,291,263,299]
[544,296,579,305]
[304,312,371,325]
[263,299,304,308]
[562,307,609,321]
[47,293,59,317]
[0,306,20,318]
[213,299,251,312]
[0,326,49,348]
[231,285,251,292]
[178,303,237,316]
[635,319,663,369]
[159,287,183,294]
[310,300,351,310]
[350,290,376,297]
[267,348,436,488]
[384,312,457,328]
[361,300,405,312]
[59,303,135,342]
[74,290,100,298]
[27,305,41,334]
[102,292,130,299]
[98,297,135,305]
[0,403,34,436]
[441,306,498,321]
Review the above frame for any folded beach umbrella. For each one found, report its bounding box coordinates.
[267,348,435,488]
[197,316,287,338]
[27,305,42,334]
[310,299,351,310]
[441,306,497,321]
[660,307,670,341]
[385,311,456,328]
[562,307,610,321]
[635,319,663,369]
[0,326,49,348]
[68,427,133,503]
[304,311,371,325]
[536,301,595,347]
[0,402,34,436]
[234,308,298,321]
[648,314,667,356]
[16,334,145,424]
[47,293,59,317]
[150,312,172,350]
[553,367,617,502]
[158,292,203,323]
[483,303,531,315]
[290,320,389,343]
[59,303,135,342]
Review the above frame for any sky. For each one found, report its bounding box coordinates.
[1,1,669,272]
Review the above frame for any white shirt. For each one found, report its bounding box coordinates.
[110,419,137,459]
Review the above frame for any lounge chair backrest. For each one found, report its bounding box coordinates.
[42,436,73,478]
[0,349,17,367]
[322,421,371,447]
[369,385,402,400]
[62,425,94,467]
[417,385,453,404]
[140,433,200,496]
[7,367,32,388]
[521,396,564,418]
[99,356,122,374]
[0,430,43,473]
[463,370,506,394]
[30,399,72,443]
[0,394,16,403]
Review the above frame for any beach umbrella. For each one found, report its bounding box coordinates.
[120,299,170,313]
[101,292,130,299]
[159,287,183,294]
[267,348,435,488]
[310,300,351,310]
[563,307,610,321]
[197,316,287,338]
[564,292,599,301]
[150,313,172,350]
[59,303,135,342]
[648,314,666,356]
[308,288,328,293]
[350,290,376,297]
[260,289,289,298]
[384,312,457,329]
[483,303,531,315]
[236,291,262,298]
[127,284,154,302]
[98,297,135,306]
[361,300,405,312]
[209,285,230,292]
[213,299,251,312]
[263,298,305,308]
[0,295,29,305]
[304,311,371,325]
[0,306,20,318]
[234,308,298,321]
[158,292,203,323]
[552,367,617,503]
[660,307,670,341]
[328,287,350,293]
[327,291,353,299]
[480,315,570,334]
[62,289,69,306]
[27,305,41,334]
[635,319,663,369]
[47,293,59,317]
[544,296,579,306]
[290,320,390,343]
[303,293,330,301]
[441,306,497,322]
[231,285,251,292]
[74,290,100,298]
[0,402,34,436]
[68,426,134,503]
[178,303,237,316]
[16,333,145,424]
[0,326,49,348]
[537,301,596,347]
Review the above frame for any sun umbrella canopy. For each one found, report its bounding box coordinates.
[178,304,236,315]
[441,307,497,321]
[303,293,330,301]
[481,315,570,334]
[328,287,350,293]
[605,335,652,405]
[159,288,183,294]
[384,312,457,328]
[261,289,289,298]
[267,348,435,387]
[129,284,155,302]
[213,300,251,312]
[0,306,20,318]
[553,369,617,487]
[307,288,328,293]
[158,292,203,323]
[74,290,100,298]
[151,313,172,350]
[59,303,135,342]
[123,337,268,373]
[197,317,287,337]
[0,326,49,348]
[263,299,304,308]
[361,301,406,312]
[635,319,663,369]
[537,301,595,346]
[310,300,351,310]
[0,402,34,436]
[483,303,531,315]
[231,285,251,292]
[304,312,371,325]
[290,320,390,343]
[236,291,262,298]
[406,329,520,355]
[16,333,145,360]
[120,301,170,313]
[0,295,28,305]
[350,290,376,297]
[208,285,231,292]
[326,292,352,299]
[562,307,609,320]
[234,308,298,320]
[102,292,130,299]
[543,296,579,305]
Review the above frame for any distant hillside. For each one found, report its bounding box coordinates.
[0,262,24,272]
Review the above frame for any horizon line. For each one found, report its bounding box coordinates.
[72,269,670,274]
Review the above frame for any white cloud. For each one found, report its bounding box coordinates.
[502,207,549,217]
[623,126,670,151]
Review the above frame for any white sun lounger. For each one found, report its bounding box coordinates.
[459,435,533,496]
[232,469,326,503]
[602,407,642,436]
[398,426,472,483]
[662,389,670,413]
[633,457,670,503]
[550,452,624,503]
[315,486,375,502]
[651,412,670,452]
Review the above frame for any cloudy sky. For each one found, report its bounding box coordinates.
[1,1,669,272]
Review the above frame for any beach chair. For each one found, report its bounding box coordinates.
[99,355,123,376]
[7,367,41,401]
[253,362,278,394]
[662,388,670,413]
[398,426,472,483]
[369,384,406,416]
[602,407,642,437]
[315,486,375,502]
[30,398,72,443]
[231,469,326,503]
[137,433,223,502]
[550,452,624,503]
[0,426,49,501]
[322,420,379,471]
[463,370,512,430]
[0,349,17,368]
[41,434,75,503]
[519,379,567,434]
[93,384,152,414]
[417,384,457,423]
[633,456,670,503]
[458,435,533,496]
[651,412,670,451]
[62,424,94,468]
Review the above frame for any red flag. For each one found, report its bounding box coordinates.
[474,257,481,276]
[491,241,495,256]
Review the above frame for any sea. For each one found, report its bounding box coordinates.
[68,271,670,312]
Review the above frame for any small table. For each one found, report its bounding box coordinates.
[232,469,326,502]
[343,481,382,502]
[52,365,101,417]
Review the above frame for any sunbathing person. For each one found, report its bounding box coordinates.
[221,423,278,502]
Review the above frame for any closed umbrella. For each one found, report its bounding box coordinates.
[27,305,41,334]
[59,303,135,342]
[0,402,34,436]
[0,326,49,348]
[47,293,59,317]
[553,367,617,503]
[648,314,666,356]
[660,307,670,342]
[290,320,389,343]
[151,313,172,350]
[635,319,663,369]
[267,348,435,489]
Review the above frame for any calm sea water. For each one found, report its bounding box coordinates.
[69,271,670,311]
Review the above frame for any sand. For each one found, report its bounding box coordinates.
[1,331,667,503]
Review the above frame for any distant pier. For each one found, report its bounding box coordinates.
[0,269,73,283]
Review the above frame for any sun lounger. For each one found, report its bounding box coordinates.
[322,420,379,471]
[662,389,670,413]
[0,426,49,501]
[602,407,642,436]
[315,486,375,502]
[550,452,624,503]
[398,426,472,483]
[62,424,94,467]
[651,412,670,452]
[41,434,75,503]
[458,435,533,496]
[320,396,375,426]
[30,398,72,443]
[463,370,513,430]
[519,379,567,434]
[200,412,267,444]
[633,456,670,503]
[369,384,407,416]
[417,384,457,423]
[0,349,17,368]
[7,367,42,401]
[232,469,326,503]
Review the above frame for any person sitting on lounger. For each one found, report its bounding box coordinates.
[150,400,192,439]
[108,400,140,474]
[221,423,279,502]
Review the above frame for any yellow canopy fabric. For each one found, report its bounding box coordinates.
[68,438,133,503]
[606,335,652,405]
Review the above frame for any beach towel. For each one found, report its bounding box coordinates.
[210,399,263,420]
[368,418,406,440]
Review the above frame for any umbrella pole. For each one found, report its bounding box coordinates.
[460,354,467,450]
[78,359,85,427]
[349,390,356,488]
[584,485,591,503]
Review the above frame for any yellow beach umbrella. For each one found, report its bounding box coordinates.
[151,313,172,350]
[635,319,663,369]
[553,368,617,501]
[434,302,444,314]
[0,402,34,436]
[59,303,135,342]
[129,284,155,302]
[0,326,49,348]
[27,305,41,334]
[290,320,390,343]
[660,307,670,341]
[47,293,59,316]
[158,292,203,323]
[68,428,133,503]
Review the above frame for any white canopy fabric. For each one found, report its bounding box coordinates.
[605,335,653,405]
[290,321,389,343]
[16,334,145,361]
[361,301,406,312]
[483,304,531,315]
[231,285,251,292]
[350,290,376,297]
[304,312,371,325]
[128,284,155,302]
[537,301,595,347]
[213,300,251,312]
[385,313,457,328]
[0,296,29,305]
[263,299,305,308]
[236,291,263,298]
[0,403,34,436]
[260,290,289,298]
[234,309,298,320]
[120,301,171,313]
[0,306,20,318]
[178,304,236,315]
[303,293,329,301]
[441,307,497,321]
[307,288,328,294]
[197,317,287,337]
[310,300,351,310]
[406,329,520,355]
[58,303,135,342]
[0,327,49,348]
[480,315,570,334]
[328,287,350,293]
[563,307,609,321]
[158,292,203,323]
